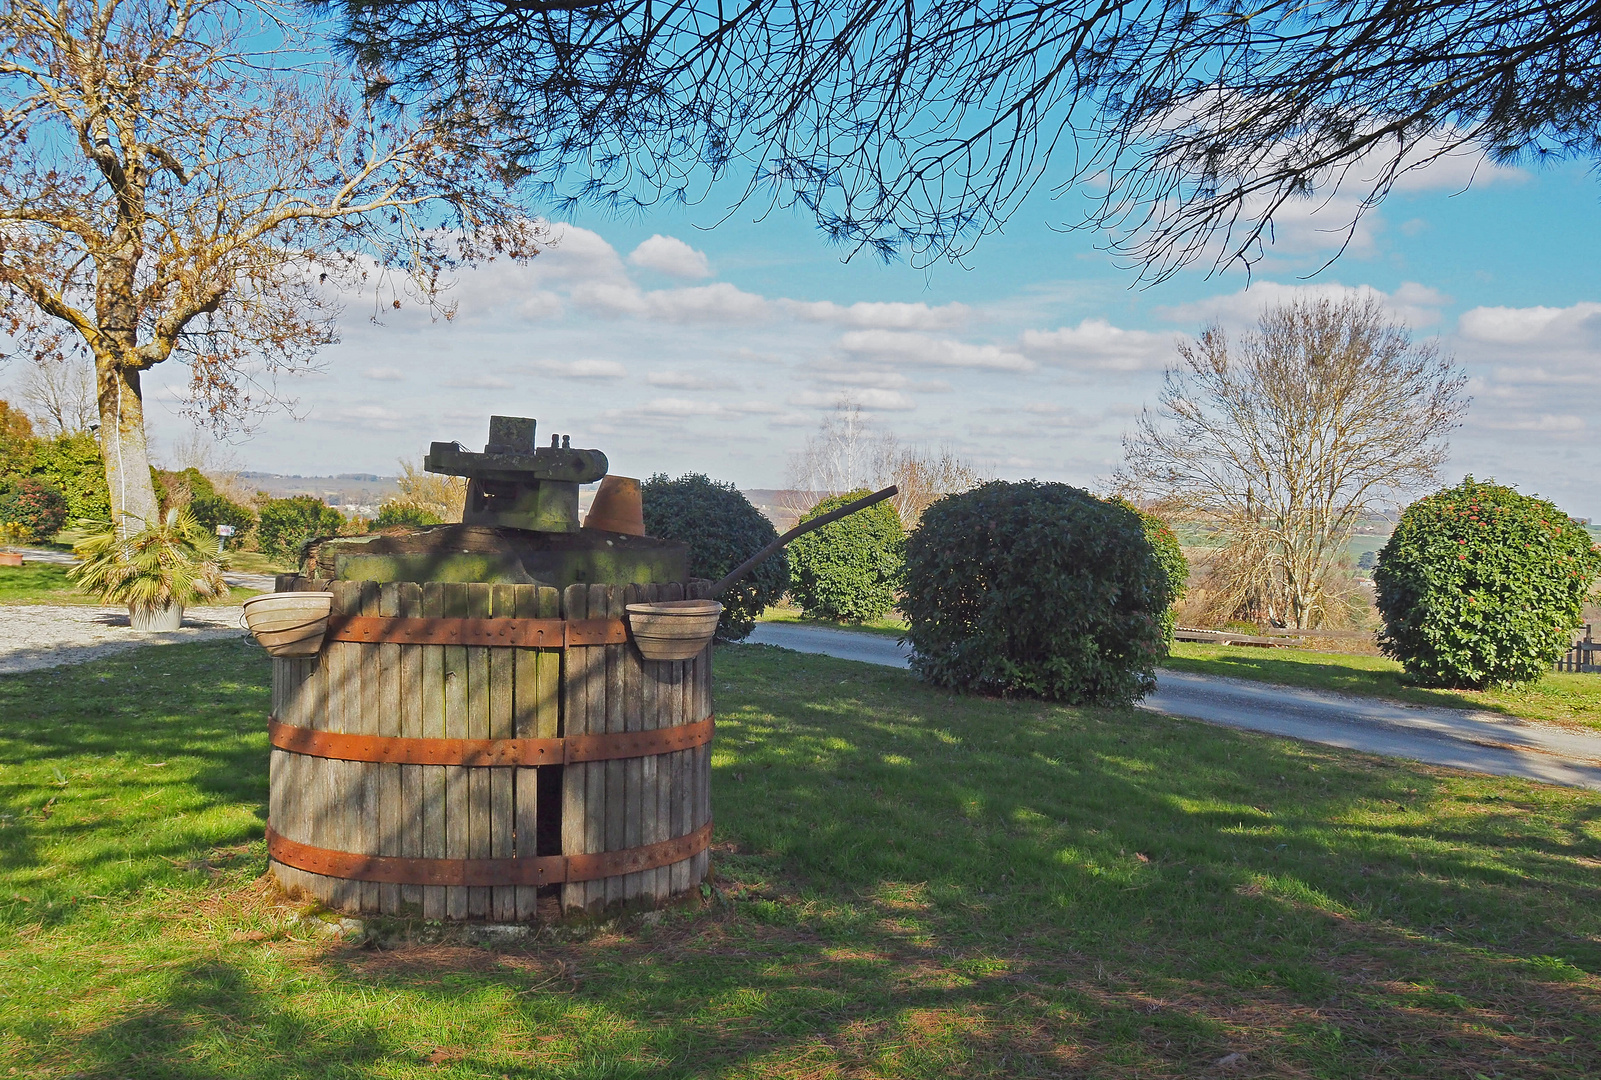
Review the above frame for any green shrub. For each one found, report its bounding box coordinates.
[787,489,904,622]
[257,496,346,561]
[27,432,109,523]
[903,481,1177,705]
[156,468,256,548]
[375,501,445,528]
[0,478,69,542]
[641,473,788,640]
[1374,477,1601,688]
[1112,498,1189,645]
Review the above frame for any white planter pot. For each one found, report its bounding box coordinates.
[130,602,184,632]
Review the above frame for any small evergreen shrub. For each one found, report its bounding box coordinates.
[1375,477,1601,688]
[26,432,109,523]
[0,478,69,541]
[788,489,904,622]
[903,481,1177,705]
[157,468,256,548]
[1112,498,1189,645]
[257,496,346,561]
[374,501,445,528]
[641,473,788,640]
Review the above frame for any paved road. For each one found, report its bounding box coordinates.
[743,622,1601,791]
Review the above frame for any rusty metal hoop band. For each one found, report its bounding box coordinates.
[323,615,629,648]
[266,821,713,887]
[267,715,713,767]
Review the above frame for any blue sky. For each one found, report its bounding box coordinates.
[114,147,1601,518]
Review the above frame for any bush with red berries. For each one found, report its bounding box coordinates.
[0,477,69,542]
[1375,477,1601,687]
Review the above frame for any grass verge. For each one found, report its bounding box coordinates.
[0,563,260,606]
[1166,641,1601,733]
[759,602,908,639]
[2,640,1600,1077]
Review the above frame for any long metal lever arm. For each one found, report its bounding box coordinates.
[711,485,899,598]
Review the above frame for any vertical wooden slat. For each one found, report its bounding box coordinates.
[489,583,517,921]
[374,583,402,914]
[601,584,626,909]
[622,584,645,905]
[669,658,689,896]
[443,582,471,920]
[464,582,492,918]
[356,580,382,913]
[512,583,542,920]
[691,578,713,888]
[421,581,448,920]
[640,583,663,905]
[658,581,684,902]
[536,587,562,740]
[397,581,425,914]
[560,583,590,913]
[583,582,610,913]
[324,581,358,911]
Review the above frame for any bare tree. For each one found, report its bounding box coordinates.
[785,398,985,525]
[1118,296,1467,629]
[326,0,1601,277]
[15,356,97,435]
[0,0,542,533]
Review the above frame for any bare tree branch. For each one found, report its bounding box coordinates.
[324,0,1601,276]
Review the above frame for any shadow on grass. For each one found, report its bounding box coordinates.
[0,639,268,917]
[5,639,1601,1077]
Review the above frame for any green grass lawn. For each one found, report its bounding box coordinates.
[0,563,260,606]
[1166,642,1601,734]
[759,602,909,638]
[4,640,1601,1076]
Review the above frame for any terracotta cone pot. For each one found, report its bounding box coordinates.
[585,475,645,536]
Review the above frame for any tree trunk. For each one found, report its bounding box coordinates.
[95,358,159,534]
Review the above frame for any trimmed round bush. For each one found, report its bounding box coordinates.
[1375,477,1601,688]
[0,477,69,541]
[257,495,346,561]
[641,473,788,640]
[788,489,905,623]
[903,481,1177,704]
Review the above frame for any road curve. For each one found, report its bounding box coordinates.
[742,622,1601,791]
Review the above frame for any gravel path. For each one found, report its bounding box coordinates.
[0,604,250,674]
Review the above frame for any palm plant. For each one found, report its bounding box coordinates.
[70,508,229,622]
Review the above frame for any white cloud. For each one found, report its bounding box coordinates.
[361,366,405,381]
[789,388,917,411]
[329,405,406,431]
[1157,280,1450,331]
[1020,318,1173,371]
[837,330,1035,372]
[803,363,952,392]
[648,370,725,390]
[627,235,712,279]
[1475,413,1587,433]
[1457,302,1601,347]
[531,358,627,380]
[781,299,970,331]
[573,280,771,323]
[444,374,514,390]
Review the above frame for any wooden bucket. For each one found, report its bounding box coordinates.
[266,576,714,919]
